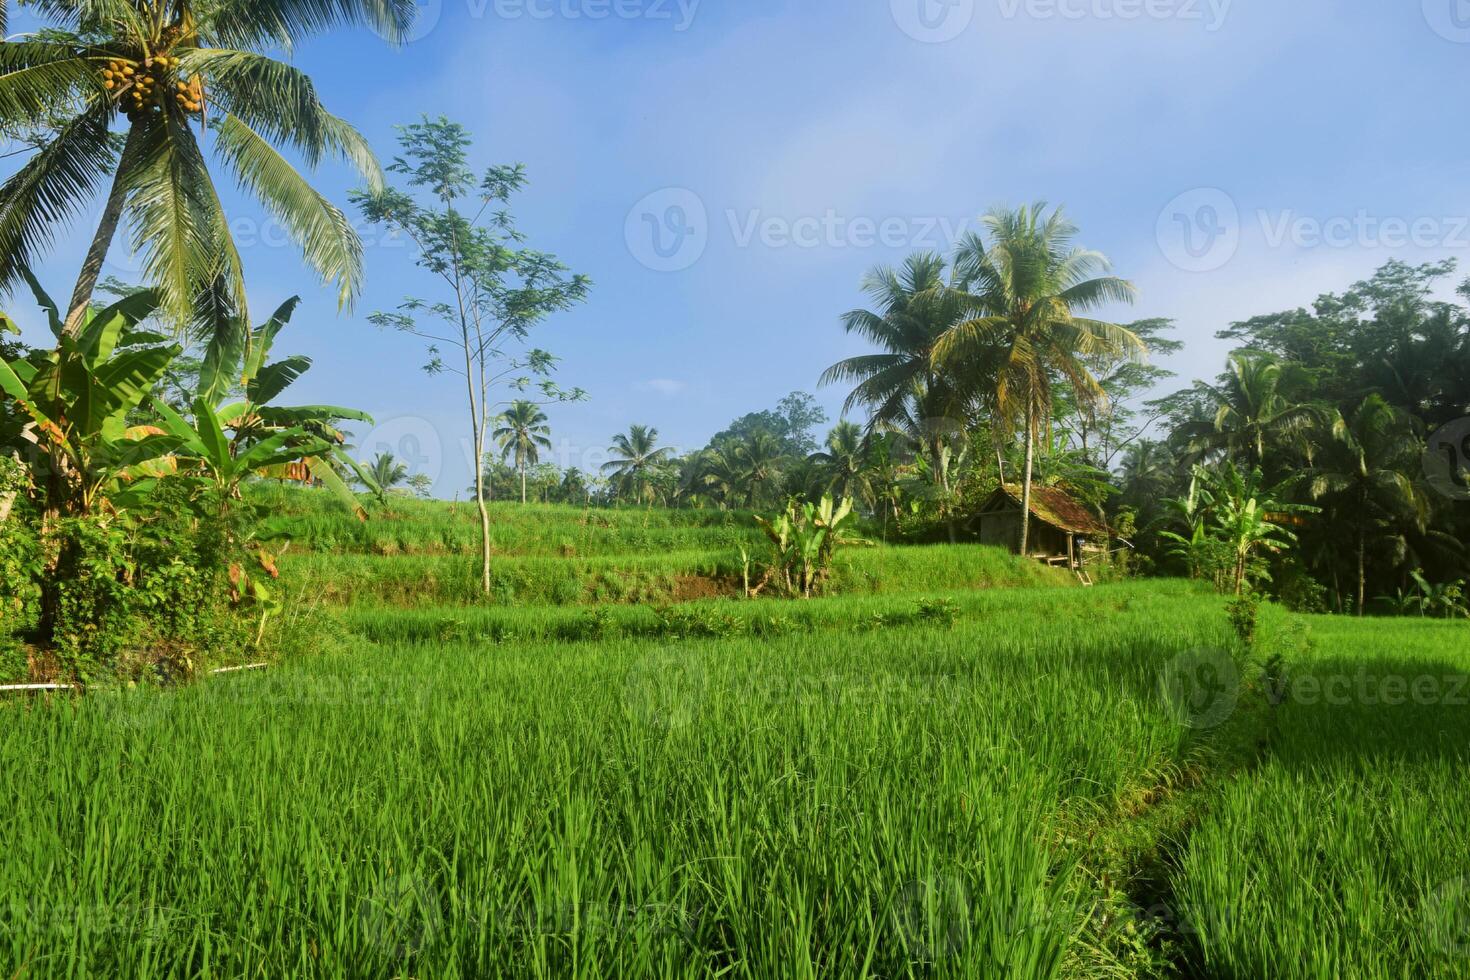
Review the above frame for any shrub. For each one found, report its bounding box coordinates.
[912,597,960,629]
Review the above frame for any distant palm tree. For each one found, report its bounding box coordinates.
[1118,439,1176,521]
[820,253,973,462]
[558,467,590,506]
[603,425,675,505]
[1309,395,1427,616]
[494,401,553,504]
[1189,353,1323,469]
[700,432,788,508]
[365,452,409,491]
[807,421,876,506]
[933,203,1144,556]
[0,0,414,337]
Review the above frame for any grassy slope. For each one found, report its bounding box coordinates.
[265,488,1073,606]
[2,489,1466,978]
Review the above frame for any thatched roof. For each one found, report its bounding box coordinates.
[990,484,1111,536]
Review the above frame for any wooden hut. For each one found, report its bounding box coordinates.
[976,484,1111,571]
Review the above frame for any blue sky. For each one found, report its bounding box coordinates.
[9,0,1470,494]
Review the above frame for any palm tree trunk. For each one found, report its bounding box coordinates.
[520,461,527,504]
[1357,529,1366,617]
[1019,403,1036,558]
[62,126,143,339]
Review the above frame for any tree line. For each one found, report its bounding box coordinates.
[498,212,1468,617]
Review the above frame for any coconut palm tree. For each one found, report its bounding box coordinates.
[602,424,674,505]
[1187,353,1323,471]
[933,203,1144,556]
[1309,394,1427,616]
[0,0,416,338]
[807,420,876,507]
[820,253,975,458]
[365,451,409,492]
[699,431,789,509]
[1117,438,1178,528]
[494,400,552,504]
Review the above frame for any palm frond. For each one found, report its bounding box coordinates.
[186,49,383,187]
[0,39,100,125]
[204,0,421,51]
[122,113,233,327]
[0,98,115,296]
[213,112,365,307]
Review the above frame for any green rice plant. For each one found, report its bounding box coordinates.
[0,588,1233,978]
[5,493,1465,979]
[1166,614,1470,979]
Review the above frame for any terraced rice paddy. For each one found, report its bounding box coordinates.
[2,490,1466,978]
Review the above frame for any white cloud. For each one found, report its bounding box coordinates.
[639,378,688,396]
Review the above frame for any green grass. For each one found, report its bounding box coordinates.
[1169,614,1470,979]
[1,587,1219,978]
[3,492,1467,978]
[253,485,766,557]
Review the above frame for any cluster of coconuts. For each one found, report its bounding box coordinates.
[100,54,202,121]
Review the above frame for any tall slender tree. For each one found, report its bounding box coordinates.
[358,119,588,596]
[1309,395,1427,615]
[933,203,1144,556]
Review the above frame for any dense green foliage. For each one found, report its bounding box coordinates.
[0,286,372,681]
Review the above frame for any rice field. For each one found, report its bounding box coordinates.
[2,491,1467,978]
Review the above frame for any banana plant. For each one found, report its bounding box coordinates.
[0,274,182,515]
[753,494,863,598]
[1158,469,1217,580]
[1208,464,1317,596]
[154,296,380,518]
[1408,571,1469,620]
